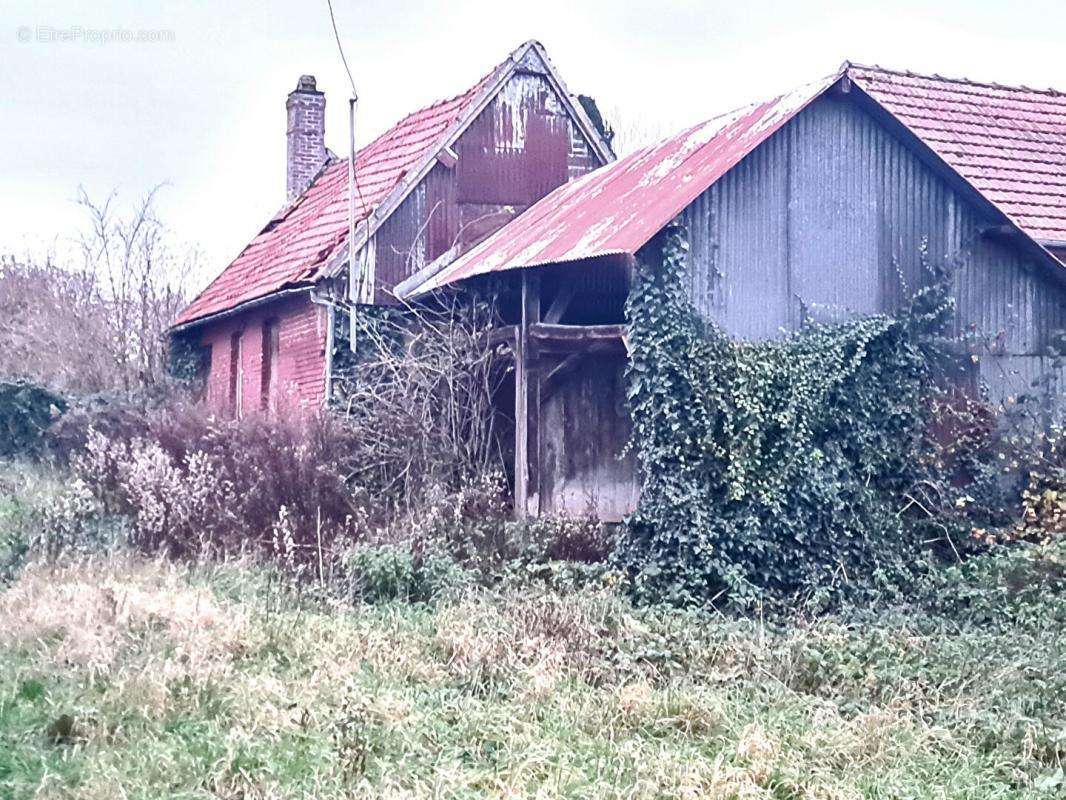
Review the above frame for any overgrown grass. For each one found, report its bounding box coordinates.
[2,463,1064,798]
[1,547,1065,799]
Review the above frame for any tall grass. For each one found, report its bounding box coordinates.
[1,545,1064,798]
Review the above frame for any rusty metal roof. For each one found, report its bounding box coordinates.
[175,72,490,327]
[410,75,838,294]
[412,63,1066,295]
[174,40,612,328]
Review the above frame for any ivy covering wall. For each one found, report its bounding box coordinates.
[618,224,957,608]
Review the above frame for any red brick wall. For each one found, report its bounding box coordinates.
[196,292,328,416]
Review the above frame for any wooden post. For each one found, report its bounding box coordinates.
[513,323,527,518]
[514,271,541,519]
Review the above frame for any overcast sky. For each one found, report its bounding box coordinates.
[4,0,1065,290]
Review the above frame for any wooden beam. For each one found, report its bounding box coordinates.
[541,342,613,403]
[485,325,519,349]
[543,283,576,324]
[436,145,459,169]
[529,323,626,343]
[513,324,527,518]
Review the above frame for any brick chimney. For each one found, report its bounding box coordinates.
[286,75,326,200]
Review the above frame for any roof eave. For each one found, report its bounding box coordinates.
[170,285,314,334]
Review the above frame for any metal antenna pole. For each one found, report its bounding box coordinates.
[348,95,358,356]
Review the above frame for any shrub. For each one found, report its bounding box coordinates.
[0,380,66,459]
[68,404,367,560]
[917,539,1066,627]
[0,462,119,581]
[331,296,508,514]
[342,542,470,603]
[1013,425,1066,544]
[44,393,153,464]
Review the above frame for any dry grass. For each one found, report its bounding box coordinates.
[1,556,250,672]
[1,551,1063,799]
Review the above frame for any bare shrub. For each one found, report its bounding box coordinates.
[332,293,508,514]
[70,404,365,561]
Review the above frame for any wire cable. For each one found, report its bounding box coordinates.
[326,0,357,99]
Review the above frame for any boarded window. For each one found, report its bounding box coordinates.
[261,319,280,410]
[229,332,243,419]
[194,344,211,403]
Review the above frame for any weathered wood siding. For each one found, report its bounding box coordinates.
[537,356,637,522]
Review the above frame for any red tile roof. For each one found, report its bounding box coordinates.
[848,64,1066,245]
[413,64,1066,294]
[174,60,497,326]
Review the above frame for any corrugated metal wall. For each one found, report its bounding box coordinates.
[680,93,1066,407]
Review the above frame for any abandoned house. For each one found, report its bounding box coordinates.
[402,63,1066,522]
[170,40,614,413]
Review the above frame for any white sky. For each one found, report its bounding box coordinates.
[3,0,1066,291]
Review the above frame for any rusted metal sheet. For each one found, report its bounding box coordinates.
[457,73,570,207]
[378,71,607,301]
[372,182,427,302]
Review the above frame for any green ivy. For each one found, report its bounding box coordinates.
[617,223,955,609]
[0,381,67,459]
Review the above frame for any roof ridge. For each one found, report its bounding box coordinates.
[349,55,508,161]
[845,60,1066,99]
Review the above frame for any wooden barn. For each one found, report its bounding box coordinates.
[170,41,613,414]
[404,63,1066,522]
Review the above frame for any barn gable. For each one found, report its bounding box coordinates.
[355,50,608,303]
[679,90,1066,403]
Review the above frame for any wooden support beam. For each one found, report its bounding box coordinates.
[543,283,576,324]
[541,342,613,403]
[513,324,527,518]
[514,271,541,519]
[485,325,519,349]
[529,323,626,344]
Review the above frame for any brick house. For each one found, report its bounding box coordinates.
[170,41,613,415]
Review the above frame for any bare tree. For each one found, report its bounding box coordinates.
[601,103,675,156]
[0,186,198,395]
